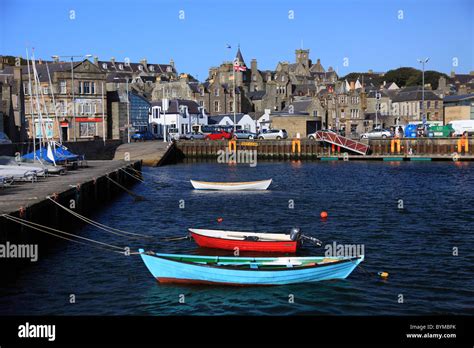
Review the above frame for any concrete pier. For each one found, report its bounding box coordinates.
[113,141,179,166]
[0,160,142,275]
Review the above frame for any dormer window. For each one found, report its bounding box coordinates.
[149,65,154,71]
[138,65,143,71]
[102,63,108,69]
[166,66,172,73]
[118,64,123,70]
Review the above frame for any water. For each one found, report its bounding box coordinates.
[1,160,473,315]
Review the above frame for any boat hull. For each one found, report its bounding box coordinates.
[190,179,272,191]
[190,231,297,253]
[139,250,364,286]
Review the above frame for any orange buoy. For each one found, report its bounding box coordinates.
[320,211,328,219]
[216,217,224,223]
[378,271,389,279]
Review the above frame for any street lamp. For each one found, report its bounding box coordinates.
[417,57,430,125]
[51,54,92,141]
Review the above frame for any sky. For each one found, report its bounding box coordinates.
[1,0,473,80]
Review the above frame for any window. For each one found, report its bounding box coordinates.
[58,100,66,115]
[149,65,154,71]
[200,88,205,97]
[91,82,95,94]
[138,65,143,71]
[118,64,123,70]
[60,80,67,94]
[214,101,219,112]
[81,103,95,115]
[435,101,439,108]
[199,100,204,107]
[102,63,108,70]
[23,82,30,95]
[43,87,49,95]
[82,82,90,94]
[79,122,97,137]
[214,88,219,97]
[427,101,431,108]
[281,76,285,82]
[229,101,233,112]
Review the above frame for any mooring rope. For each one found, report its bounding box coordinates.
[106,174,146,201]
[119,167,146,183]
[2,214,126,254]
[46,197,153,239]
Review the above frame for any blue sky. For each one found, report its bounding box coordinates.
[1,0,473,79]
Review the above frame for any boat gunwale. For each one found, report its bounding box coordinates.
[189,228,294,242]
[144,252,363,272]
[190,179,272,186]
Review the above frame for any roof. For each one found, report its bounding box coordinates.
[443,93,474,102]
[208,113,247,124]
[235,47,246,66]
[282,98,312,113]
[2,61,85,82]
[149,99,201,114]
[247,90,266,100]
[392,89,441,102]
[97,60,176,75]
[451,74,474,84]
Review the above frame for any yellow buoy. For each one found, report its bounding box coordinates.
[378,271,389,279]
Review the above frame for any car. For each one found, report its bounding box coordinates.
[0,132,12,144]
[360,129,392,139]
[183,131,206,140]
[205,130,233,140]
[131,131,156,142]
[257,129,288,140]
[233,129,257,139]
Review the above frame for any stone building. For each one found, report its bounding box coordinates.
[0,67,26,142]
[391,87,443,124]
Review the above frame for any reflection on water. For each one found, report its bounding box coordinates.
[0,161,473,315]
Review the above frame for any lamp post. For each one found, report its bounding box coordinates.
[51,54,92,141]
[417,58,430,125]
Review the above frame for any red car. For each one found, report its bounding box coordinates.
[205,130,232,140]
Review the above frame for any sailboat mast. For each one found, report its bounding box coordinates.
[30,51,46,150]
[25,48,37,161]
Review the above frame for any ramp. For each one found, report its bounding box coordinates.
[315,131,369,155]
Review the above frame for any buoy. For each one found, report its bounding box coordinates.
[320,211,328,219]
[378,271,389,279]
[216,217,223,223]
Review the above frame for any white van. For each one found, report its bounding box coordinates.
[448,120,474,136]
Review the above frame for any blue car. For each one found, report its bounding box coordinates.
[131,131,156,141]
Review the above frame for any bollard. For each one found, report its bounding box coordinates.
[291,139,301,153]
[228,139,237,152]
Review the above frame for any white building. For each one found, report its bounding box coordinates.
[149,99,207,137]
[208,113,258,133]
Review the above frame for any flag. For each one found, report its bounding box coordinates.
[233,61,247,72]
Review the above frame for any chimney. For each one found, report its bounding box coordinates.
[14,66,21,80]
[140,58,148,68]
[169,58,175,68]
[450,70,455,78]
[110,57,116,65]
[93,56,99,66]
[368,69,373,74]
[52,56,59,63]
[251,58,257,71]
[38,58,43,65]
[470,71,474,76]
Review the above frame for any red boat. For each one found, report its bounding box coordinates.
[189,228,299,253]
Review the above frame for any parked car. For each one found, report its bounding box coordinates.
[167,128,181,141]
[131,131,156,142]
[257,129,288,140]
[448,120,474,136]
[360,129,392,139]
[233,129,257,139]
[0,132,12,144]
[183,131,206,140]
[205,130,233,140]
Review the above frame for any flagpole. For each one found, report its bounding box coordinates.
[233,63,236,132]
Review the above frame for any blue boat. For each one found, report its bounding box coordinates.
[138,249,364,286]
[22,143,84,164]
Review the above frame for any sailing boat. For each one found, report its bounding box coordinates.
[21,49,83,167]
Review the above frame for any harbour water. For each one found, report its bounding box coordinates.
[1,160,473,315]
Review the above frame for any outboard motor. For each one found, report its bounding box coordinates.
[290,227,302,241]
[301,235,322,247]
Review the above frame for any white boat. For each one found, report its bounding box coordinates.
[190,179,272,191]
[0,156,65,175]
[0,165,38,182]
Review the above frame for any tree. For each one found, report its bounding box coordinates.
[383,67,420,87]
